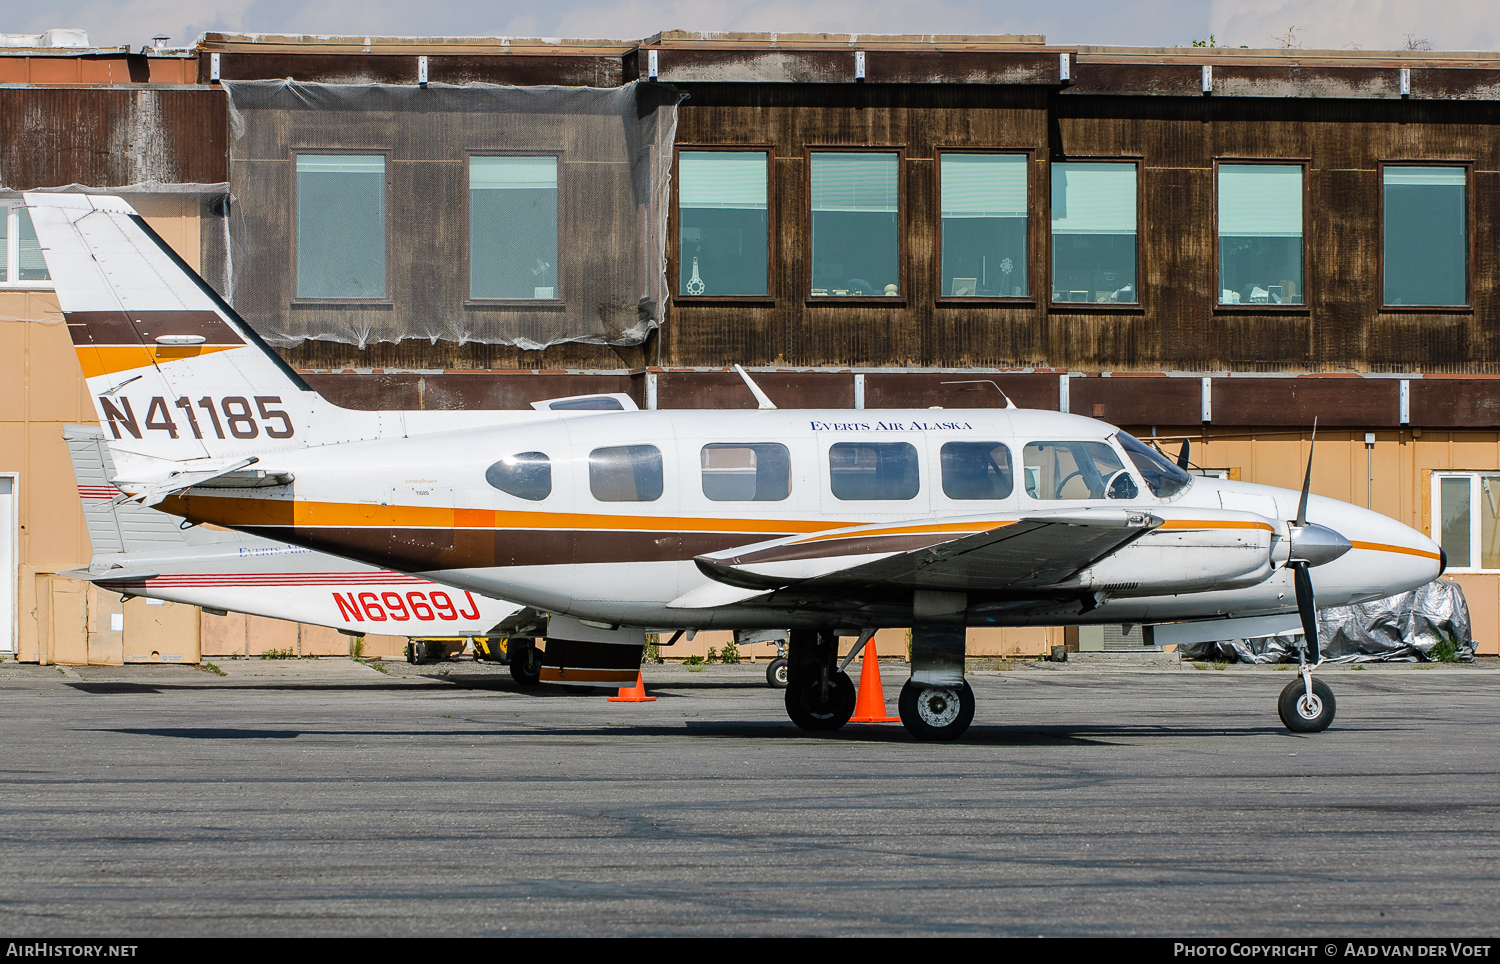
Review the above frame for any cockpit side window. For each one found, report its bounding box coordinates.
[940,442,1014,500]
[1117,432,1193,499]
[484,451,552,501]
[1022,440,1137,500]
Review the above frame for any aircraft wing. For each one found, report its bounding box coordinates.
[692,509,1162,600]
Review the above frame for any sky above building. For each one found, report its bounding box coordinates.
[0,0,1492,55]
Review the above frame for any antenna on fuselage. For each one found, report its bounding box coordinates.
[733,365,777,410]
[939,380,1017,409]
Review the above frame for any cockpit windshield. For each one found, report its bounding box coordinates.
[1117,432,1193,499]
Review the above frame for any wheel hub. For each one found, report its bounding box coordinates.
[916,687,961,727]
[1296,693,1324,720]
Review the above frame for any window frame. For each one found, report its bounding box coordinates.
[289,148,394,306]
[671,145,776,305]
[0,201,54,290]
[1430,470,1500,573]
[804,145,907,306]
[1211,157,1311,315]
[464,149,566,308]
[934,147,1038,307]
[1046,155,1145,313]
[1378,158,1475,313]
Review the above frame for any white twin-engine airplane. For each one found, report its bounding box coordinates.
[28,193,1445,739]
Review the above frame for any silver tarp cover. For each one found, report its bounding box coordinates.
[222,79,680,349]
[1181,579,1475,664]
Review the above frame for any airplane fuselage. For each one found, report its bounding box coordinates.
[161,407,1442,633]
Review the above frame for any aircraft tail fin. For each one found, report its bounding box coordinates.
[28,193,385,500]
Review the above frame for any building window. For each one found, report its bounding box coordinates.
[0,204,51,287]
[471,155,559,300]
[295,154,386,300]
[1050,162,1136,304]
[1385,166,1467,307]
[940,153,1027,299]
[678,151,769,298]
[1432,473,1500,571]
[700,443,791,501]
[810,152,900,298]
[1217,164,1303,306]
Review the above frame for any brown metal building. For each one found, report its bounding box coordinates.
[4,30,1500,662]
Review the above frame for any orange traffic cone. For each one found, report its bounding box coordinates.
[849,637,900,723]
[607,670,657,702]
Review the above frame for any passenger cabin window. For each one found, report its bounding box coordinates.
[810,152,901,298]
[701,443,791,502]
[1051,162,1136,304]
[484,451,552,501]
[829,442,920,501]
[1384,167,1467,307]
[295,154,387,300]
[470,155,559,300]
[940,442,1015,500]
[590,445,664,502]
[1217,164,1303,305]
[1023,441,1137,501]
[678,151,770,297]
[940,153,1028,298]
[1117,433,1192,499]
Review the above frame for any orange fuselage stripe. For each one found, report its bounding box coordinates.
[1350,540,1443,561]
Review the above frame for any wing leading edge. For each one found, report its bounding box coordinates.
[691,509,1162,604]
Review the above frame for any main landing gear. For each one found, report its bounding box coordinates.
[783,629,856,731]
[508,637,541,688]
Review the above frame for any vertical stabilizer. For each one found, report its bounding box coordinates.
[26,193,387,497]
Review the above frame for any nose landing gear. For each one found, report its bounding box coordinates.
[1279,666,1336,733]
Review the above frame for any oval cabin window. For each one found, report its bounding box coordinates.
[485,451,552,501]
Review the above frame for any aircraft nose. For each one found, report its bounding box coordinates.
[1292,521,1353,567]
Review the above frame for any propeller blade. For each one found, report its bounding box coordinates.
[1177,438,1191,469]
[1291,560,1320,664]
[1295,419,1317,528]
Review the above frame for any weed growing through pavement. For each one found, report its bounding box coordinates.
[1275,664,1293,670]
[363,659,390,674]
[683,654,705,672]
[705,647,719,663]
[1191,662,1209,671]
[261,648,296,659]
[643,633,661,663]
[719,639,742,664]
[1352,664,1365,671]
[1211,661,1229,670]
[200,662,227,677]
[349,635,366,659]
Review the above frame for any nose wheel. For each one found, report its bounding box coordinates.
[1279,674,1336,732]
[898,680,975,741]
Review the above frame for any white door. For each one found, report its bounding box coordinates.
[0,476,15,654]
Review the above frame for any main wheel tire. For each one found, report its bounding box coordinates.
[410,640,431,665]
[766,657,789,689]
[1278,677,1336,733]
[898,680,976,741]
[509,640,541,688]
[785,670,856,731]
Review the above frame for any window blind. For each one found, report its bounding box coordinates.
[679,152,767,209]
[296,155,385,174]
[811,153,898,213]
[1219,165,1302,237]
[942,154,1026,219]
[471,155,558,190]
[1385,167,1466,187]
[1050,163,1136,235]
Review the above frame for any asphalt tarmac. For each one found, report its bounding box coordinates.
[1,656,1496,937]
